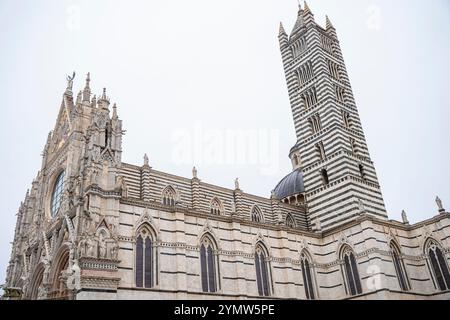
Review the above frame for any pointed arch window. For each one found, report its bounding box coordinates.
[349,138,357,155]
[51,171,65,218]
[301,251,316,300]
[341,247,362,296]
[135,227,156,288]
[426,239,450,291]
[251,206,264,223]
[308,114,322,134]
[342,110,351,128]
[286,214,295,228]
[315,142,326,161]
[255,244,271,296]
[200,235,219,293]
[210,198,222,215]
[335,86,346,103]
[162,186,176,206]
[390,242,410,291]
[320,169,329,185]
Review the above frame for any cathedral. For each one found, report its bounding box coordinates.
[3,3,450,300]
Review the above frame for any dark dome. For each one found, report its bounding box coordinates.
[273,169,305,200]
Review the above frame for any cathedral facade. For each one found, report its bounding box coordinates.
[3,4,450,300]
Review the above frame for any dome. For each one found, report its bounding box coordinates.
[273,169,305,200]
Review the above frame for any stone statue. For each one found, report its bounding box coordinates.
[42,254,51,281]
[37,285,47,300]
[270,190,277,200]
[91,169,98,185]
[87,235,96,258]
[66,259,81,291]
[436,196,445,212]
[235,178,240,190]
[144,153,149,166]
[77,238,87,258]
[98,234,107,259]
[115,175,124,191]
[109,241,119,260]
[192,166,198,179]
[315,217,322,232]
[401,210,409,225]
[66,71,76,90]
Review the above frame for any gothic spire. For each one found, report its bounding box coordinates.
[302,1,315,24]
[83,72,91,103]
[325,15,334,29]
[303,1,311,14]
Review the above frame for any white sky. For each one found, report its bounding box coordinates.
[0,0,449,287]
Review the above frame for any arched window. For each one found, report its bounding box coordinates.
[210,198,222,215]
[286,214,295,228]
[349,138,357,155]
[426,239,450,291]
[342,110,351,128]
[251,206,264,223]
[390,242,410,291]
[200,235,218,293]
[51,171,65,217]
[135,226,156,288]
[341,246,362,296]
[162,186,176,206]
[320,169,329,185]
[301,251,315,300]
[315,142,326,161]
[255,244,271,296]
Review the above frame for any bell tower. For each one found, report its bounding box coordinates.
[278,3,388,230]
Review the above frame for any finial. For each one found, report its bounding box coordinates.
[144,153,149,166]
[192,166,198,179]
[83,72,91,103]
[436,196,445,213]
[98,88,110,108]
[112,103,118,119]
[401,210,409,225]
[76,91,82,104]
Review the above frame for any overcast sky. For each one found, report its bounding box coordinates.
[0,0,449,288]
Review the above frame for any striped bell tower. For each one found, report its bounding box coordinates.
[279,3,388,230]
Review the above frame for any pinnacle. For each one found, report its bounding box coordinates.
[326,15,334,29]
[303,1,311,14]
[279,22,286,36]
